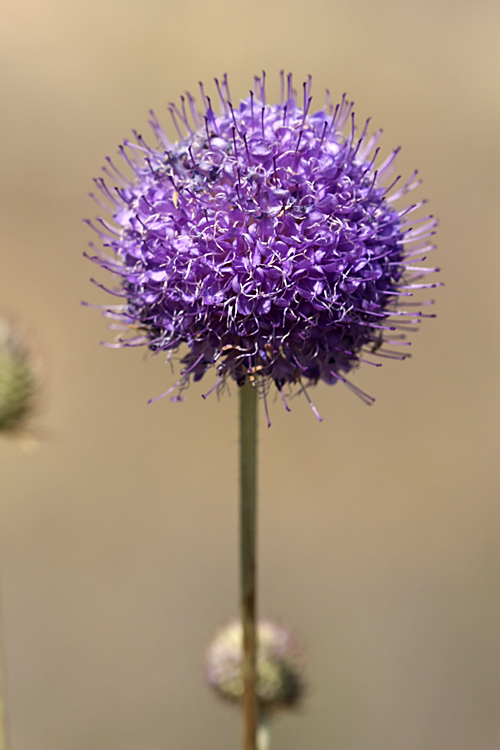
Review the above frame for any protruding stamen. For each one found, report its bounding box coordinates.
[280,388,291,412]
[301,84,312,127]
[228,101,239,132]
[147,382,182,404]
[168,105,184,139]
[186,92,200,128]
[180,96,193,133]
[199,81,208,111]
[300,382,323,421]
[306,74,312,100]
[377,147,402,180]
[222,73,231,106]
[231,127,239,160]
[263,386,271,428]
[205,97,220,135]
[242,133,252,165]
[293,130,304,163]
[214,77,229,115]
[105,155,132,185]
[202,376,224,399]
[149,110,171,148]
[204,116,211,146]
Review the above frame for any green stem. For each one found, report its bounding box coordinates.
[239,381,258,750]
[0,597,8,750]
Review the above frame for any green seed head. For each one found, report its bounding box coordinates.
[0,316,40,434]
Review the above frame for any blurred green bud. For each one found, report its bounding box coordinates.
[0,314,40,437]
[205,619,305,711]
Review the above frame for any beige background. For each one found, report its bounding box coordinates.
[1,0,499,748]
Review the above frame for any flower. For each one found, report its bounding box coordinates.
[205,619,305,711]
[0,314,40,437]
[86,73,438,417]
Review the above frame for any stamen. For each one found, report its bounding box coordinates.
[294,130,304,159]
[315,120,328,155]
[280,388,291,412]
[306,74,312,100]
[205,97,220,134]
[301,81,312,127]
[214,77,229,115]
[105,155,132,185]
[228,101,239,132]
[148,110,171,148]
[231,127,239,160]
[377,147,401,179]
[202,376,224,399]
[222,73,231,105]
[90,278,127,297]
[300,382,323,421]
[147,382,182,404]
[263,386,271,428]
[186,92,200,128]
[168,105,184,139]
[199,81,208,111]
[180,96,193,133]
[204,116,211,146]
[242,133,252,164]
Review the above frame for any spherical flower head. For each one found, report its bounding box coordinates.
[205,619,305,711]
[0,315,40,436]
[87,73,439,415]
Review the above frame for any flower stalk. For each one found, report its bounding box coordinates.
[239,381,258,750]
[0,631,6,750]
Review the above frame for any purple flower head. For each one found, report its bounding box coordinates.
[86,73,439,418]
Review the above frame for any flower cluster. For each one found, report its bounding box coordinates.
[86,73,438,415]
[205,619,305,711]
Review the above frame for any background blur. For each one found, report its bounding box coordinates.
[1,1,499,749]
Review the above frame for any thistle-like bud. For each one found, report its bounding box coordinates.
[205,619,305,711]
[0,314,40,438]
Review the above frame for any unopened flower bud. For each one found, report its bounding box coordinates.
[205,619,305,711]
[0,315,40,437]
